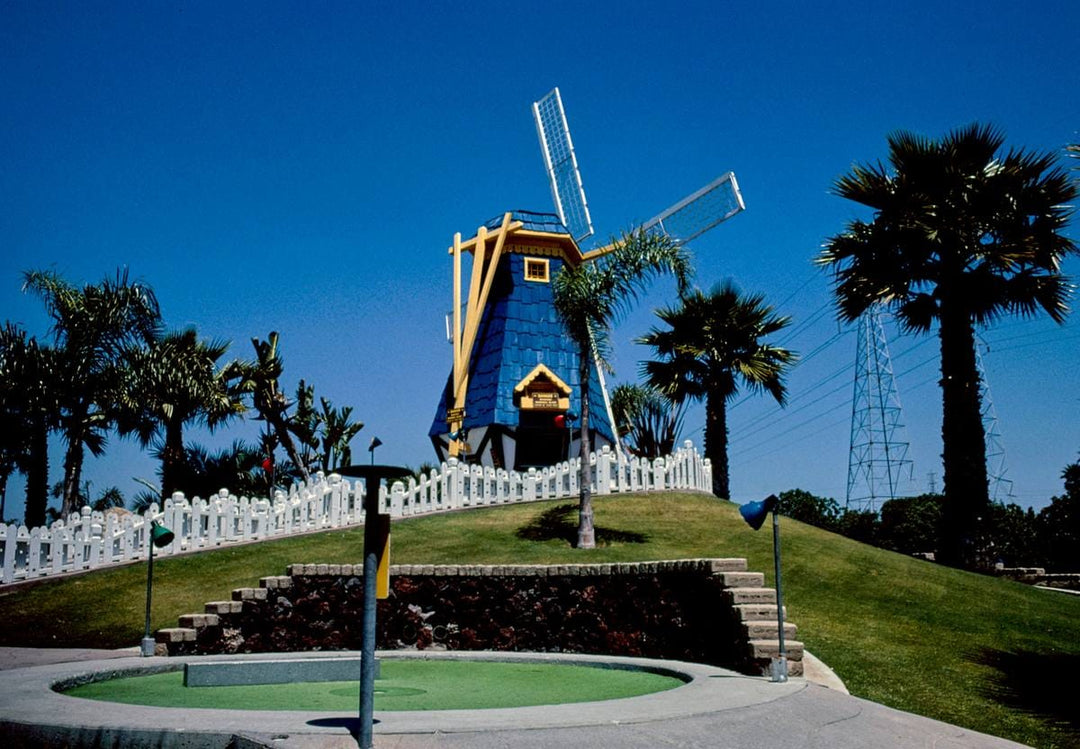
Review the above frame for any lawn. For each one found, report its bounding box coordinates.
[2,492,1078,747]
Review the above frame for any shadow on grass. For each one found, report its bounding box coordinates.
[515,503,648,546]
[973,647,1080,740]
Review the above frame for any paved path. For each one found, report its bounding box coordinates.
[0,648,1029,748]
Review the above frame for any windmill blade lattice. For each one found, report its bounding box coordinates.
[533,88,594,244]
[640,172,745,243]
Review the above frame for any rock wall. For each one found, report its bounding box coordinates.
[158,559,802,676]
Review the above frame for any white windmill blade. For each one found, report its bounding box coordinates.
[639,172,745,243]
[533,87,594,244]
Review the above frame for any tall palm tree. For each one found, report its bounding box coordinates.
[22,269,161,519]
[817,124,1078,567]
[237,332,312,483]
[0,324,60,527]
[116,329,246,498]
[638,281,795,499]
[552,230,691,549]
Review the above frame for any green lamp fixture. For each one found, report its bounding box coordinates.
[140,520,175,657]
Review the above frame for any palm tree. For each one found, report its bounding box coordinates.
[116,329,246,498]
[610,383,684,459]
[22,269,161,519]
[638,281,795,499]
[316,397,364,472]
[0,324,60,527]
[552,230,691,549]
[237,332,312,483]
[289,379,321,470]
[817,124,1078,567]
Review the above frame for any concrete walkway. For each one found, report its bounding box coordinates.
[0,648,1029,748]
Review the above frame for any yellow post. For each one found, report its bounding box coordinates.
[376,514,391,600]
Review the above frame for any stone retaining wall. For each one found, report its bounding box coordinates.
[157,559,803,676]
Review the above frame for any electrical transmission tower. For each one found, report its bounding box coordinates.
[976,337,1015,502]
[846,306,916,512]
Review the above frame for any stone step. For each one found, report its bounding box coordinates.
[743,620,797,640]
[260,575,293,590]
[178,613,220,629]
[232,587,268,601]
[733,603,786,621]
[716,571,765,588]
[155,627,196,644]
[205,600,243,615]
[723,587,777,605]
[287,563,360,576]
[707,558,749,573]
[747,639,804,661]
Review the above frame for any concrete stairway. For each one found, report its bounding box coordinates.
[719,572,803,677]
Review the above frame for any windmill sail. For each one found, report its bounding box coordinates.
[640,172,745,242]
[533,88,594,244]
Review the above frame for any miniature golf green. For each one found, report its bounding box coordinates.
[62,659,684,711]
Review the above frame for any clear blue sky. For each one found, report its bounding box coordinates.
[3,1,1078,522]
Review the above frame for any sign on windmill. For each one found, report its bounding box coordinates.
[429,88,745,471]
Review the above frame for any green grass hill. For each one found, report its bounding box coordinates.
[2,493,1077,747]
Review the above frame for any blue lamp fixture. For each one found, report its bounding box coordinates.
[739,495,788,682]
[140,520,175,657]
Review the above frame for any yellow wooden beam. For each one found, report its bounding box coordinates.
[459,213,511,385]
[579,241,618,262]
[453,227,485,402]
[453,213,513,402]
[447,221,524,254]
[451,231,462,403]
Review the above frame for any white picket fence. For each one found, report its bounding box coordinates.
[1,441,711,585]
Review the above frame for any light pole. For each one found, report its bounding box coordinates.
[140,520,175,657]
[738,494,787,682]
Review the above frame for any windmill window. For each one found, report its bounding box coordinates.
[524,258,550,283]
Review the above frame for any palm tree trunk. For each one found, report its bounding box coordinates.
[576,341,595,549]
[160,419,185,498]
[25,417,50,528]
[60,414,86,520]
[269,413,311,484]
[704,393,729,498]
[937,303,990,568]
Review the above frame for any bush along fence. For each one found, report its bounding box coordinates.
[1,441,712,585]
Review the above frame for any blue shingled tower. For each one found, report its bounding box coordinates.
[430,211,614,470]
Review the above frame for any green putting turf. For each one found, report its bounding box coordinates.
[62,659,684,711]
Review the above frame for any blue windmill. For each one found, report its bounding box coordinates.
[429,88,745,470]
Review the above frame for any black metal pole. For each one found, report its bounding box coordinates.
[141,540,155,656]
[359,476,378,749]
[771,509,788,682]
[335,463,408,748]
